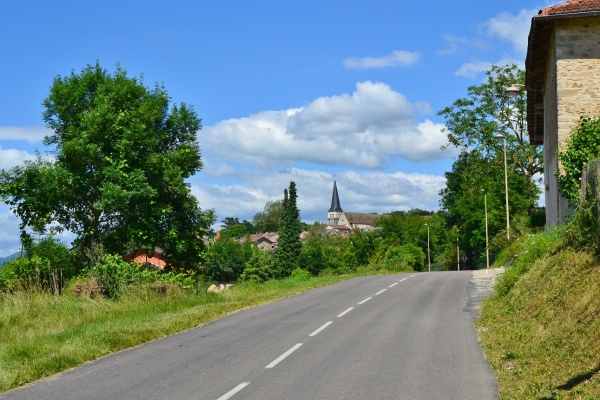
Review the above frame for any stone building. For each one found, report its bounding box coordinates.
[526,0,600,226]
[327,181,379,232]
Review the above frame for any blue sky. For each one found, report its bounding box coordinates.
[0,0,550,256]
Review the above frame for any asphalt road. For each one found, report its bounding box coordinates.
[1,271,499,400]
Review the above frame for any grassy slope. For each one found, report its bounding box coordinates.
[479,232,600,399]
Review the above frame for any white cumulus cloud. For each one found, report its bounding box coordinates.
[0,148,37,170]
[201,81,455,170]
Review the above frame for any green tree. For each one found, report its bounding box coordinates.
[204,235,252,282]
[275,182,302,277]
[252,200,284,233]
[437,64,544,268]
[438,64,542,212]
[0,62,213,269]
[0,237,78,292]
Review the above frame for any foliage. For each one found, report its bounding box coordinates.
[557,115,600,206]
[0,62,213,270]
[0,237,79,293]
[290,267,311,281]
[252,200,284,233]
[560,158,600,255]
[437,64,543,268]
[91,255,153,298]
[219,224,248,240]
[204,236,252,282]
[239,248,273,284]
[370,243,425,272]
[275,182,302,277]
[438,64,542,192]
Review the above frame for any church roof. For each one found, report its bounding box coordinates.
[328,181,343,212]
[344,212,379,226]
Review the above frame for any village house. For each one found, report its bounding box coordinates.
[124,247,167,270]
[526,0,600,226]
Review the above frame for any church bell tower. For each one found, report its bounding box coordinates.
[328,181,343,226]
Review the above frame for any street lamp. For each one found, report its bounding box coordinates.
[505,84,524,99]
[424,223,431,272]
[495,132,510,240]
[455,226,460,271]
[482,190,489,270]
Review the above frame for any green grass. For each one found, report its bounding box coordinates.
[0,274,357,393]
[479,231,600,399]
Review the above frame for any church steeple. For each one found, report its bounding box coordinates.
[329,180,343,212]
[328,181,343,225]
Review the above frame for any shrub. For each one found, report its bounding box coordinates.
[91,254,157,298]
[290,268,311,281]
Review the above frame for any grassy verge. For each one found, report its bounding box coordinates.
[478,231,600,399]
[0,273,358,393]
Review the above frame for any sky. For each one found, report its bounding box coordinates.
[0,0,552,257]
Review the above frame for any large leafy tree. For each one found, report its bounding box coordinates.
[252,200,284,233]
[438,63,542,212]
[0,62,212,269]
[437,64,543,268]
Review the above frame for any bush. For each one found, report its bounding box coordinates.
[0,238,80,293]
[91,254,157,298]
[290,268,311,281]
[240,249,273,284]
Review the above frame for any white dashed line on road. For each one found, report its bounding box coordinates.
[309,321,333,337]
[358,297,372,305]
[375,289,386,295]
[337,307,354,317]
[217,382,250,400]
[265,343,303,369]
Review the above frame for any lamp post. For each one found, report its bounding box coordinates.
[495,133,510,240]
[456,226,460,271]
[424,223,431,272]
[482,189,489,270]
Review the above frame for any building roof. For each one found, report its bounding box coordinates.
[344,212,379,226]
[526,0,600,145]
[539,0,600,16]
[328,181,343,212]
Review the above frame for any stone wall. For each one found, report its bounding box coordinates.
[545,17,600,226]
[556,17,600,144]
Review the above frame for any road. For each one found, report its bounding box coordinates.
[1,271,498,400]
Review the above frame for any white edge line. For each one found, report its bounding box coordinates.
[337,307,354,317]
[217,382,250,400]
[410,274,417,277]
[399,278,407,282]
[375,289,387,295]
[358,297,372,305]
[389,282,398,287]
[265,343,303,369]
[309,321,333,337]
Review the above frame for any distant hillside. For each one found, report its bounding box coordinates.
[0,252,21,268]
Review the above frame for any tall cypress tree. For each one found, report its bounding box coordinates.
[276,182,302,277]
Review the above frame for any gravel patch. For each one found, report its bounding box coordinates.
[464,267,504,321]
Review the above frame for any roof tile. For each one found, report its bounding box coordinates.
[540,0,600,16]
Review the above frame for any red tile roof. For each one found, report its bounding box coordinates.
[539,0,600,16]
